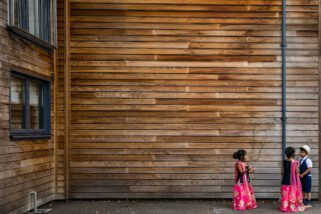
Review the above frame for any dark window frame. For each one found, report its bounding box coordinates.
[10,71,51,140]
[7,0,56,51]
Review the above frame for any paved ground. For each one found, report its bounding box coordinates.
[42,199,321,214]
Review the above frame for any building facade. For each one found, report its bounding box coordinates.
[0,0,320,213]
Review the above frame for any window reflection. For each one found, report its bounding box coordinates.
[28,0,39,36]
[29,81,42,129]
[10,77,25,129]
[9,0,52,43]
[10,72,50,138]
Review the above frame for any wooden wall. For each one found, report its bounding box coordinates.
[1,0,319,209]
[58,0,320,199]
[0,0,55,212]
[56,0,67,200]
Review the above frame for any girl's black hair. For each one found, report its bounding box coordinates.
[233,149,246,161]
[285,147,295,159]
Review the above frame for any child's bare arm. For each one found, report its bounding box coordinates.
[247,165,255,174]
[300,167,312,177]
[237,163,247,174]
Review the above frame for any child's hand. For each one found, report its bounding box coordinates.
[250,169,255,174]
[299,174,304,178]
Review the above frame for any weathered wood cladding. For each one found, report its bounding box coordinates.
[0,0,319,211]
[0,0,55,213]
[57,0,321,199]
[56,0,67,199]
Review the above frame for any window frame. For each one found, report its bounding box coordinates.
[7,0,57,51]
[10,71,51,140]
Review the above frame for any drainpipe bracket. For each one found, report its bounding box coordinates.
[281,117,287,122]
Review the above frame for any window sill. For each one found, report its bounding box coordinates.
[7,25,54,52]
[10,134,51,140]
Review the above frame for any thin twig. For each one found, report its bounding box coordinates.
[249,124,271,181]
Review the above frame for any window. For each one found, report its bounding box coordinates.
[7,0,56,50]
[10,71,51,139]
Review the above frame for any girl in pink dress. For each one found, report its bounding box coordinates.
[280,147,305,212]
[232,149,258,210]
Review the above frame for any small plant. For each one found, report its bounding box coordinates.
[249,124,272,180]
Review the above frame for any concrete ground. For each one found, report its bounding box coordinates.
[42,199,321,214]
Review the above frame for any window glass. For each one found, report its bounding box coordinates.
[10,72,50,139]
[28,0,39,37]
[29,81,42,129]
[9,0,52,43]
[10,77,25,129]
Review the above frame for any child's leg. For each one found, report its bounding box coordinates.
[301,178,306,200]
[306,176,312,201]
[306,192,313,207]
[307,192,312,201]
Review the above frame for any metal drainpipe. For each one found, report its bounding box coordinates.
[281,0,287,160]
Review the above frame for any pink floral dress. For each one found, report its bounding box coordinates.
[232,161,258,210]
[280,160,305,212]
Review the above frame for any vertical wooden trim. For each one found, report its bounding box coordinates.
[53,49,58,199]
[53,0,58,199]
[64,0,70,200]
[319,0,321,200]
